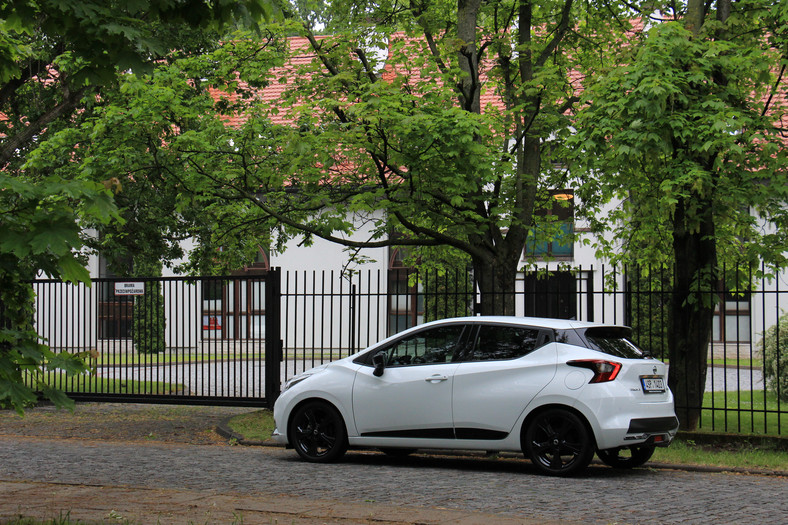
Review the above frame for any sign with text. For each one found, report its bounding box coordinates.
[114,282,145,296]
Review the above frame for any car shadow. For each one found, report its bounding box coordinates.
[283,449,657,479]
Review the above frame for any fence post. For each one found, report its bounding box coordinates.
[265,267,282,407]
[350,284,357,354]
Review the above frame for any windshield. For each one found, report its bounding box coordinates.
[581,327,647,359]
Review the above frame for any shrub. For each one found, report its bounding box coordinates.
[761,313,788,402]
[132,280,166,355]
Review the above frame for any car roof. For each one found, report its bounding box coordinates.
[422,316,623,331]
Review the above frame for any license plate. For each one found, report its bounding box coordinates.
[640,375,665,393]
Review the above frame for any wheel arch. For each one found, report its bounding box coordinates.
[519,403,598,450]
[286,396,349,447]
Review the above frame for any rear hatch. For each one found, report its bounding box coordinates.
[576,326,670,399]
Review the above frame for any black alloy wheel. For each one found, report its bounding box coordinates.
[523,408,595,476]
[597,445,655,469]
[288,400,348,463]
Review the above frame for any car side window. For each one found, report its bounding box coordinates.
[382,325,467,366]
[466,325,541,361]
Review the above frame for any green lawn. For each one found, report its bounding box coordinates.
[652,437,788,471]
[696,389,786,436]
[27,371,185,395]
[709,358,762,368]
[94,352,263,366]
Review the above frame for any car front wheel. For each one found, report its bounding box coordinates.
[523,408,595,476]
[288,400,348,463]
[597,445,655,469]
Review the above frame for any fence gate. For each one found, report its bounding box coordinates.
[31,268,282,407]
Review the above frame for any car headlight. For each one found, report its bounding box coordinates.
[283,373,311,392]
[282,365,327,392]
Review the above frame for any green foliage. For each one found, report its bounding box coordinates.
[132,283,167,356]
[63,2,644,313]
[0,172,115,414]
[570,3,787,428]
[627,268,672,360]
[399,246,474,322]
[571,18,788,273]
[129,259,167,355]
[760,313,788,403]
[0,1,269,413]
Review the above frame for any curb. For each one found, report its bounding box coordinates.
[215,416,788,477]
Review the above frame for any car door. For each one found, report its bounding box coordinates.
[352,323,469,438]
[452,324,557,439]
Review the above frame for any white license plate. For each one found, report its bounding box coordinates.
[640,376,665,393]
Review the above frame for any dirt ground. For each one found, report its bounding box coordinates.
[0,402,249,445]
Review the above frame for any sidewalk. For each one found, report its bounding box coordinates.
[1,479,565,525]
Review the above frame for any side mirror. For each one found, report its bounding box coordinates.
[372,351,387,377]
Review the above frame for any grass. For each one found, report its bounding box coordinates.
[697,389,785,436]
[226,409,277,442]
[94,352,264,366]
[0,513,135,525]
[226,408,788,472]
[652,438,788,471]
[1,511,251,525]
[709,358,762,368]
[26,371,185,396]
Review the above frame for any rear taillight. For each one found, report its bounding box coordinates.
[567,359,622,383]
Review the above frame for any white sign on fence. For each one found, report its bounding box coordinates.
[114,282,145,296]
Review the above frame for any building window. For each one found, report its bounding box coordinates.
[524,190,574,258]
[201,246,269,340]
[98,256,133,339]
[713,290,751,343]
[388,247,424,336]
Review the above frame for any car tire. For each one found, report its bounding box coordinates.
[597,445,655,469]
[288,400,348,463]
[522,408,595,476]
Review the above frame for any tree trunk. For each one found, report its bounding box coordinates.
[668,0,729,431]
[472,254,519,316]
[668,195,717,430]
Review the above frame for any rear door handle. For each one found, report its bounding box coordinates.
[425,375,449,383]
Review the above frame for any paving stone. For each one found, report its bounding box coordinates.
[1,435,786,524]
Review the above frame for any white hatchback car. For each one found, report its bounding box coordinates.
[272,316,679,476]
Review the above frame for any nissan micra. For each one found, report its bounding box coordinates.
[272,316,679,476]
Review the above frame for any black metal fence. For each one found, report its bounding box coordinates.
[27,264,787,435]
[30,270,281,407]
[281,264,786,436]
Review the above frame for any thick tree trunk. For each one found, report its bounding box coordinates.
[668,196,717,430]
[472,254,519,316]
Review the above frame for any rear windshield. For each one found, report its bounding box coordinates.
[581,327,647,359]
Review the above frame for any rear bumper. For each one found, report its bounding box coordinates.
[624,416,680,447]
[628,416,680,434]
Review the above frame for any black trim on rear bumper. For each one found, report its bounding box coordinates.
[627,416,680,434]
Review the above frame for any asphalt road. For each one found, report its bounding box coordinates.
[1,434,786,524]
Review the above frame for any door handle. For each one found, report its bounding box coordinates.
[425,375,448,382]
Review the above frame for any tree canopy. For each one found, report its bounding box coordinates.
[68,1,648,314]
[0,0,270,413]
[570,0,788,428]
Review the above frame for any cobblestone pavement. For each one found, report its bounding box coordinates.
[1,433,786,524]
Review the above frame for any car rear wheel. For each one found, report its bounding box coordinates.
[597,445,655,469]
[289,400,348,463]
[523,408,594,476]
